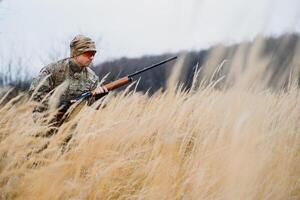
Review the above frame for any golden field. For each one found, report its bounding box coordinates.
[0,38,300,200]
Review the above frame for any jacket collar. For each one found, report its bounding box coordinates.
[69,59,84,73]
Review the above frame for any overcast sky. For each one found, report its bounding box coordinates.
[0,0,300,75]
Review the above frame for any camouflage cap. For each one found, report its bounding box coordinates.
[70,35,97,57]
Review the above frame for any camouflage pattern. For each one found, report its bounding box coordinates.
[29,58,99,121]
[70,35,97,57]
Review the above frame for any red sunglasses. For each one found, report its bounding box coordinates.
[83,51,96,58]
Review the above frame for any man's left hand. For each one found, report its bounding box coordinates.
[92,86,108,95]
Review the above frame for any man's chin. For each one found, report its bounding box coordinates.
[82,62,91,67]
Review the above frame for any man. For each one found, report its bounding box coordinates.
[29,34,107,124]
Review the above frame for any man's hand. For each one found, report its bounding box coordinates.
[92,86,108,96]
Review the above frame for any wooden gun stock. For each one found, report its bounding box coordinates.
[102,76,133,91]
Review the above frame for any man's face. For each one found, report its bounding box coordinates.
[75,51,96,67]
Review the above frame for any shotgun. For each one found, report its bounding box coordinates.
[59,56,177,112]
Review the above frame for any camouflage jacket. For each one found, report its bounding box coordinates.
[29,58,99,113]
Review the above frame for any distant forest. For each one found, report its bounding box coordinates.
[92,33,300,94]
[1,33,299,95]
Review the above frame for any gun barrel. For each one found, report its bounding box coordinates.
[128,56,177,78]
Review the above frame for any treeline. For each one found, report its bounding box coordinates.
[93,33,300,93]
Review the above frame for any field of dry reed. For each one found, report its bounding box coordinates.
[0,38,299,199]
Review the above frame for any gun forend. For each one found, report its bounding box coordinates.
[104,76,133,91]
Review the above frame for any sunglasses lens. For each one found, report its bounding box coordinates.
[85,51,95,57]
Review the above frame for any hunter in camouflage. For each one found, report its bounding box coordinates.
[29,34,108,123]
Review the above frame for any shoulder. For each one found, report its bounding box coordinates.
[29,58,69,94]
[41,58,69,74]
[50,59,69,73]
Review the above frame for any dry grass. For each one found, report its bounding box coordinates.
[0,39,300,199]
